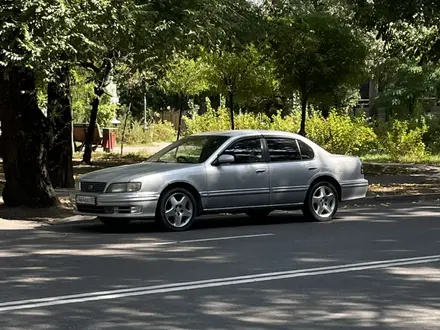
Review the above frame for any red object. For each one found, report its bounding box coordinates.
[103,128,117,152]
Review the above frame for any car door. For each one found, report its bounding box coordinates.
[205,137,270,210]
[265,137,318,205]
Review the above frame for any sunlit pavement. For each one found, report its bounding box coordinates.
[0,201,439,329]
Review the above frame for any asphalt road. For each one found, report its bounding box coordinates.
[0,201,440,330]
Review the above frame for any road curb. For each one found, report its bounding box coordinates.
[44,215,97,226]
[344,193,440,205]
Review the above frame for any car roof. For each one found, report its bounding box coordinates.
[192,129,302,139]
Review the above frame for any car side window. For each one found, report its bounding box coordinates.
[297,139,315,160]
[266,138,301,162]
[222,138,263,164]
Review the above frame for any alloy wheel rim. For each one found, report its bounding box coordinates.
[311,185,336,218]
[164,192,194,228]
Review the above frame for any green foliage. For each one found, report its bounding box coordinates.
[71,68,117,127]
[269,12,368,99]
[307,111,378,155]
[184,98,232,133]
[378,59,440,117]
[117,119,176,145]
[203,44,279,108]
[421,114,440,153]
[350,0,440,63]
[184,99,378,155]
[0,0,74,69]
[269,111,301,132]
[159,57,209,98]
[267,11,368,133]
[381,119,428,162]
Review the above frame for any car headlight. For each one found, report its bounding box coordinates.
[106,182,142,193]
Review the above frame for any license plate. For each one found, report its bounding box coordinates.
[76,195,96,205]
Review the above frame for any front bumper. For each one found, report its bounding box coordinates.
[73,191,160,219]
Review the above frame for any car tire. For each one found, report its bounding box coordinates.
[302,181,339,222]
[155,187,197,231]
[245,210,271,218]
[99,217,131,228]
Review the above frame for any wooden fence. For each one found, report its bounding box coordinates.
[156,110,190,131]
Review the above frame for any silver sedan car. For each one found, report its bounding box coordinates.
[74,130,369,231]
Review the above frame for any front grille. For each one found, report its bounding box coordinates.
[77,205,114,214]
[80,181,107,193]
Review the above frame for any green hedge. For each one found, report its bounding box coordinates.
[184,104,378,156]
[183,101,430,161]
[117,120,176,145]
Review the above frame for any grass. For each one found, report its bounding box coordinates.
[361,153,440,165]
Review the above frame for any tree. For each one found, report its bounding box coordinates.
[203,45,278,129]
[0,67,58,207]
[159,57,209,139]
[0,0,76,206]
[349,0,440,63]
[268,12,367,135]
[377,58,440,118]
[75,0,264,163]
[47,66,74,188]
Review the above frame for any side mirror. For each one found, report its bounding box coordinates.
[217,154,235,165]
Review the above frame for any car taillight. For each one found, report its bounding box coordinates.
[361,164,364,174]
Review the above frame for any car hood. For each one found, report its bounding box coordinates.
[79,162,199,183]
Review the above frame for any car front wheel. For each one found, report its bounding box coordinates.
[156,187,197,231]
[302,181,339,222]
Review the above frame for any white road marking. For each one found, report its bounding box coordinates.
[1,254,439,312]
[148,233,274,246]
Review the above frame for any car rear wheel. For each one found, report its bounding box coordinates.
[302,181,338,222]
[245,210,271,218]
[99,217,131,228]
[156,187,197,231]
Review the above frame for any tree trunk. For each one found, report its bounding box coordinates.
[228,90,235,130]
[176,96,185,141]
[209,94,220,109]
[408,97,415,117]
[120,103,131,155]
[0,66,58,207]
[199,94,207,115]
[82,59,112,164]
[47,66,74,188]
[298,95,307,136]
[321,105,330,119]
[82,87,103,164]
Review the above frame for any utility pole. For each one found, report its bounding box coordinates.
[143,94,147,129]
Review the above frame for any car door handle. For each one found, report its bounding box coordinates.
[256,168,267,173]
[308,167,318,171]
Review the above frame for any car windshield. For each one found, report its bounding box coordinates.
[147,135,230,164]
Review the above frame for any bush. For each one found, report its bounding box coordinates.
[381,119,427,162]
[422,114,440,153]
[184,101,378,155]
[306,111,378,155]
[117,120,176,145]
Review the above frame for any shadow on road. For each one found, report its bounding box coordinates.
[0,202,439,329]
[47,211,312,235]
